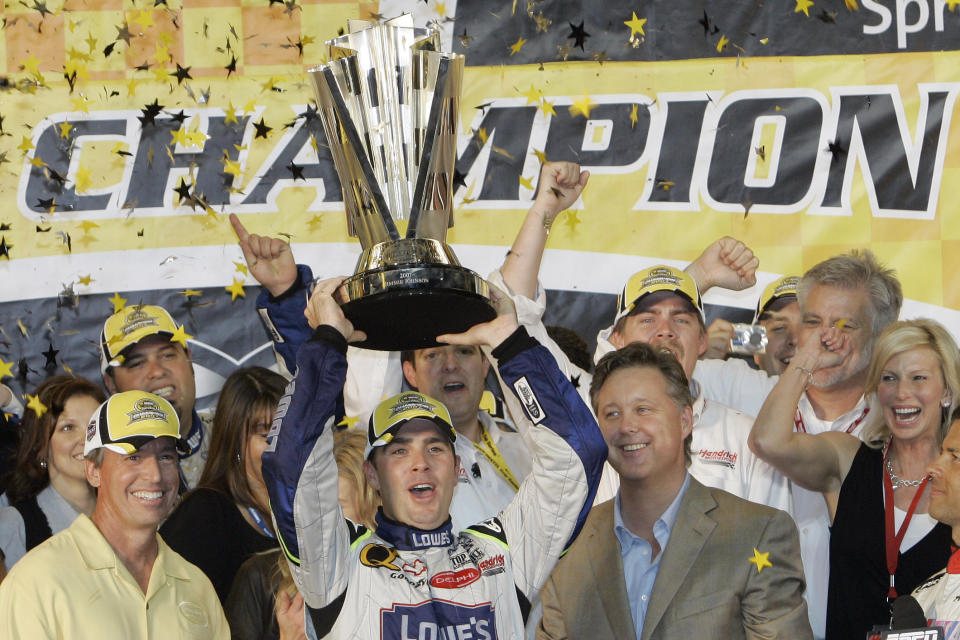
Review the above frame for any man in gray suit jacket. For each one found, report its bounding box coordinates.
[538,343,811,640]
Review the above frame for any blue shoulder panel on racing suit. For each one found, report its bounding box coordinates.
[255,263,313,375]
[262,325,346,565]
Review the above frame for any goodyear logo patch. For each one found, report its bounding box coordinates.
[512,377,545,425]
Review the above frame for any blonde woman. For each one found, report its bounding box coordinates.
[750,319,959,639]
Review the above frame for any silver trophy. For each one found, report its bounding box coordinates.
[309,15,495,351]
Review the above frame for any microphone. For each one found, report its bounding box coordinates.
[865,595,943,639]
[890,596,927,630]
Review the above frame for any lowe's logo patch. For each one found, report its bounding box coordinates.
[381,599,496,640]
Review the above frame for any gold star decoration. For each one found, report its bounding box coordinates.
[0,357,13,379]
[233,261,249,275]
[18,136,35,153]
[749,548,773,574]
[845,0,859,9]
[510,37,527,56]
[518,175,535,191]
[77,274,94,285]
[716,34,730,52]
[26,394,48,418]
[947,0,959,9]
[569,96,596,119]
[109,292,127,312]
[795,0,814,16]
[624,12,647,37]
[338,415,360,428]
[169,324,193,347]
[531,148,547,164]
[540,99,557,117]
[74,165,92,193]
[77,220,100,233]
[21,53,42,77]
[59,122,74,138]
[521,84,543,105]
[630,104,639,128]
[179,289,203,297]
[226,278,246,301]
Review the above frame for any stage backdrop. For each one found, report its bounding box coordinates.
[1,0,959,405]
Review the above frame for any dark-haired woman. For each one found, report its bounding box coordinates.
[0,375,105,570]
[160,366,285,601]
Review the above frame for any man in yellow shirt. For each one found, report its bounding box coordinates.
[0,390,228,639]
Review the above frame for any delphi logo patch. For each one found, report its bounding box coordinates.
[512,377,545,424]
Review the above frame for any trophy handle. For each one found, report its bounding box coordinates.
[406,53,463,242]
[311,65,400,247]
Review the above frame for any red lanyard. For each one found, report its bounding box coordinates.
[793,405,869,434]
[882,445,930,599]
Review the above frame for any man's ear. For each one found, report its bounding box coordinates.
[609,330,625,350]
[680,405,694,440]
[86,459,101,488]
[401,360,418,389]
[363,459,380,492]
[103,373,117,395]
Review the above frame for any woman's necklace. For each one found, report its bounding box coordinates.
[885,454,927,490]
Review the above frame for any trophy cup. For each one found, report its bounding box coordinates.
[309,15,495,351]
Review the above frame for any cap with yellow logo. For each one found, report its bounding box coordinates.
[754,276,800,324]
[84,390,183,456]
[100,305,180,374]
[615,265,704,325]
[365,392,456,459]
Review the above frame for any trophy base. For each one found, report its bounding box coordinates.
[338,264,496,351]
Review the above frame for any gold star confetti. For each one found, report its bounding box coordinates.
[26,394,48,418]
[18,136,35,153]
[795,0,814,16]
[630,104,639,128]
[0,357,13,380]
[624,12,647,36]
[226,278,246,301]
[77,274,94,285]
[540,99,556,117]
[338,415,360,428]
[233,261,249,276]
[77,220,100,233]
[169,324,193,347]
[749,548,773,574]
[845,0,859,7]
[531,148,547,164]
[509,37,527,56]
[717,34,730,52]
[179,289,203,297]
[131,9,155,29]
[74,165,92,193]
[569,96,596,118]
[519,175,534,191]
[109,292,127,312]
[21,53,42,76]
[521,84,543,105]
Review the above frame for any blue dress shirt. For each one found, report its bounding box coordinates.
[613,473,691,640]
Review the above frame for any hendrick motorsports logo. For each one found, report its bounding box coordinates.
[380,600,497,640]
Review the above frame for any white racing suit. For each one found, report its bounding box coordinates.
[262,326,607,639]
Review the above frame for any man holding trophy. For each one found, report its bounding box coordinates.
[248,16,604,638]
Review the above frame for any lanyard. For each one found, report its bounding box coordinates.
[472,423,520,492]
[794,405,869,434]
[247,506,275,538]
[882,443,930,599]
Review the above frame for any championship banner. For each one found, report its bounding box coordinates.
[1,0,959,403]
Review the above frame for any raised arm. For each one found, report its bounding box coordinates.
[684,236,759,294]
[261,278,365,609]
[500,161,588,300]
[747,328,860,496]
[440,284,607,600]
